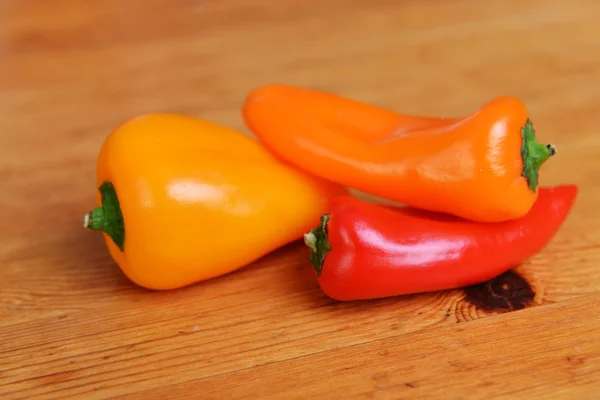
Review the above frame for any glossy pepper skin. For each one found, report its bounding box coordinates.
[304,185,577,301]
[243,84,556,222]
[83,114,346,290]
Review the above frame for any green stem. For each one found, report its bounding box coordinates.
[83,181,125,251]
[303,214,331,277]
[521,119,556,192]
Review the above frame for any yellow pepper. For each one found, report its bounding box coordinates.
[83,114,346,290]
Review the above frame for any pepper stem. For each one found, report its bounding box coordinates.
[521,119,556,192]
[83,181,125,251]
[303,214,331,277]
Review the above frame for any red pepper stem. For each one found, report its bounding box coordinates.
[304,214,331,277]
[83,181,125,251]
[521,119,556,192]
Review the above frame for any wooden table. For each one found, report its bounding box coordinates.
[2,1,599,398]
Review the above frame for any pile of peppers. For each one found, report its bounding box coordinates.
[84,84,577,301]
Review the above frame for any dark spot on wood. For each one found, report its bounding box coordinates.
[405,382,417,388]
[58,314,68,320]
[445,309,451,318]
[566,355,585,365]
[464,270,535,312]
[371,372,389,382]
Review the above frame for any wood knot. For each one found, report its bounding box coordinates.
[463,270,535,312]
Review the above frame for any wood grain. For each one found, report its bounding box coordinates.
[1,0,599,398]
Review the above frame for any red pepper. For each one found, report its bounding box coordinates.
[304,185,578,301]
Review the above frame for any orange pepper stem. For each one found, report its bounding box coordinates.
[304,214,331,277]
[521,119,556,192]
[83,181,125,251]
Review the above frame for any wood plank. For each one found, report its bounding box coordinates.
[1,292,598,399]
[1,0,600,398]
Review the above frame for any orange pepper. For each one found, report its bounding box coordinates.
[83,114,346,290]
[243,84,557,223]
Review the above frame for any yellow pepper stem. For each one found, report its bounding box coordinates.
[83,181,125,251]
